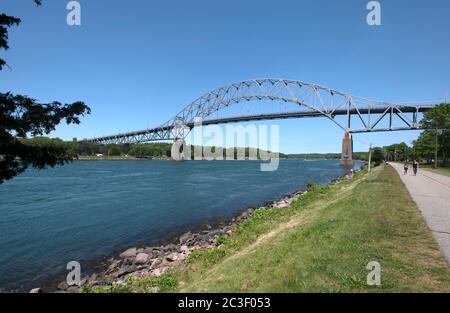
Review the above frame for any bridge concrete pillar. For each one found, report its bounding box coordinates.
[171,140,189,161]
[340,131,354,166]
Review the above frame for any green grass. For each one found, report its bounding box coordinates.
[179,165,450,292]
[86,165,450,293]
[82,272,178,293]
[420,165,450,177]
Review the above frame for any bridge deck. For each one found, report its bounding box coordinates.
[87,106,430,144]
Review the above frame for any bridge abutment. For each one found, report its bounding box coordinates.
[340,131,354,166]
[171,140,189,161]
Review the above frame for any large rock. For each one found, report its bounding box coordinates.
[135,253,149,265]
[88,273,98,283]
[150,258,162,269]
[209,229,223,237]
[179,231,192,243]
[119,247,137,259]
[67,286,81,293]
[151,268,161,277]
[275,200,289,208]
[143,247,160,257]
[117,265,136,277]
[107,260,121,273]
[240,211,249,219]
[225,229,234,236]
[163,244,177,252]
[165,252,178,262]
[180,245,189,253]
[57,281,69,290]
[80,276,88,286]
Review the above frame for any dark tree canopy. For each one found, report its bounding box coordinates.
[0,1,90,183]
[379,103,450,167]
[415,103,450,166]
[420,102,450,131]
[371,147,385,165]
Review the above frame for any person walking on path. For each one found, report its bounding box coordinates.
[412,160,419,176]
[389,162,450,265]
[404,162,409,175]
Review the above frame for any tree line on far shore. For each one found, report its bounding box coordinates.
[17,138,288,160]
[285,152,370,161]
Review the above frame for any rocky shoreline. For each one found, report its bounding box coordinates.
[29,172,355,293]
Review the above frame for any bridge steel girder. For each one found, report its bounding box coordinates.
[86,78,436,145]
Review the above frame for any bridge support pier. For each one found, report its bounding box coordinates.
[171,140,189,161]
[340,131,354,166]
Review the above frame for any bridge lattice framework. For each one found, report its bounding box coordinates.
[87,78,434,146]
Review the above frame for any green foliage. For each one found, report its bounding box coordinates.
[287,153,341,159]
[186,248,228,268]
[215,235,227,245]
[353,152,369,161]
[306,180,316,189]
[286,152,368,161]
[189,145,287,159]
[383,142,412,162]
[421,103,450,130]
[414,103,450,167]
[307,183,331,194]
[0,95,90,183]
[128,143,171,158]
[14,139,286,161]
[0,1,90,183]
[371,147,385,165]
[82,273,178,293]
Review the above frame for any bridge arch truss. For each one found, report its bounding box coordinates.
[88,78,435,145]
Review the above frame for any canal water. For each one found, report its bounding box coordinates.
[0,159,361,291]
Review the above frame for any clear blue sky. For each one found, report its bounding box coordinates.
[1,0,449,153]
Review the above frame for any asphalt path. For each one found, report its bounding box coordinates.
[389,162,450,265]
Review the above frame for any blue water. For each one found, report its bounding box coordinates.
[0,159,360,291]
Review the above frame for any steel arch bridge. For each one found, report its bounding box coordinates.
[87,78,435,145]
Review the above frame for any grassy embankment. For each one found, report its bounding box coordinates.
[420,165,450,177]
[84,165,450,293]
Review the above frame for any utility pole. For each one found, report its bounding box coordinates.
[435,127,438,169]
[368,144,373,173]
[434,128,444,168]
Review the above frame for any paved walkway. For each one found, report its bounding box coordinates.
[389,162,450,265]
